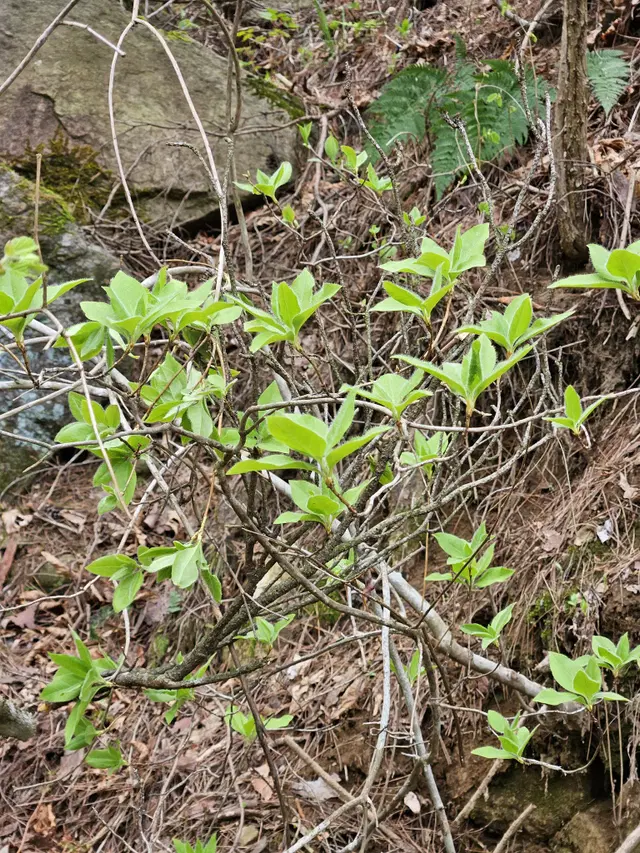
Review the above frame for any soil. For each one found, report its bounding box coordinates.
[2,0,640,851]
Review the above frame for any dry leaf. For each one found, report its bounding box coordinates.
[7,603,38,630]
[143,507,183,536]
[40,551,71,571]
[131,740,149,760]
[2,510,32,534]
[404,791,421,814]
[57,750,84,779]
[251,763,274,802]
[619,473,640,501]
[0,539,17,586]
[31,802,56,835]
[292,775,341,802]
[144,588,172,625]
[239,825,259,846]
[59,509,85,531]
[573,526,595,547]
[541,529,564,552]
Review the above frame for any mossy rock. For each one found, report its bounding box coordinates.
[551,802,615,853]
[0,167,122,490]
[471,763,594,839]
[0,0,302,227]
[10,135,116,225]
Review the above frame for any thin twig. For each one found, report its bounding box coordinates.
[0,0,83,96]
[493,803,536,853]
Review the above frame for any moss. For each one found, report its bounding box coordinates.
[527,590,554,646]
[245,75,305,119]
[148,631,170,667]
[472,762,594,838]
[9,134,116,223]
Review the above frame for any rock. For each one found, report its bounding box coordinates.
[551,802,615,853]
[0,0,301,227]
[0,168,120,304]
[470,763,593,839]
[0,167,122,489]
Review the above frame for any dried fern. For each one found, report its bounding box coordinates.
[587,49,630,115]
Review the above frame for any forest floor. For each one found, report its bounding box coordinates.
[2,0,640,851]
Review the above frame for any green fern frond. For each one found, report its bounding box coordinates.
[365,66,448,157]
[587,50,629,115]
[365,51,552,198]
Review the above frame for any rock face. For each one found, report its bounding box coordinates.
[0,0,300,226]
[0,168,120,304]
[470,763,593,839]
[0,167,122,489]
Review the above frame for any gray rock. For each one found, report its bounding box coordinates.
[0,168,122,489]
[0,0,300,227]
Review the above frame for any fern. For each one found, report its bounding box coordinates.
[365,66,448,157]
[365,53,552,198]
[587,50,629,115]
[432,61,547,197]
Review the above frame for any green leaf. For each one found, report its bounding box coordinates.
[451,223,489,273]
[578,396,607,426]
[573,669,601,702]
[474,566,514,588]
[226,454,317,474]
[471,746,513,759]
[41,668,84,703]
[201,568,222,603]
[273,281,300,326]
[86,554,137,578]
[55,422,97,444]
[325,426,389,469]
[172,544,202,589]
[266,414,328,460]
[548,652,580,692]
[113,570,144,612]
[327,391,356,448]
[490,603,514,634]
[307,494,341,515]
[487,710,507,733]
[549,273,625,291]
[48,654,89,679]
[380,281,424,307]
[533,688,576,705]
[274,511,308,524]
[587,49,630,114]
[606,248,640,283]
[264,714,293,731]
[564,386,582,424]
[85,745,125,771]
[460,624,492,640]
[596,691,629,703]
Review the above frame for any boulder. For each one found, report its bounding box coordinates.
[0,167,122,489]
[0,0,300,227]
[551,802,615,853]
[470,763,593,839]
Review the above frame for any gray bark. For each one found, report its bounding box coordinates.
[554,0,590,263]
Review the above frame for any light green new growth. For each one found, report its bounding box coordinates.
[544,385,606,436]
[549,241,640,301]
